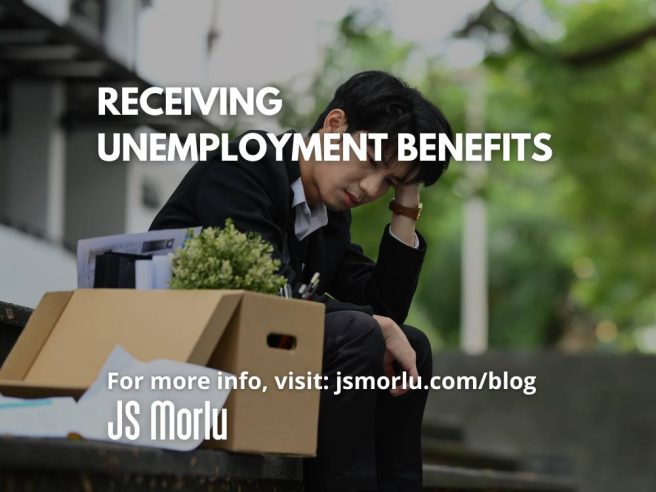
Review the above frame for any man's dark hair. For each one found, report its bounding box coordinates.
[308,70,453,186]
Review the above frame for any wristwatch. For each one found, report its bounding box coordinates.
[389,198,423,220]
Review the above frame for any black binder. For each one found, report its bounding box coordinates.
[93,252,153,288]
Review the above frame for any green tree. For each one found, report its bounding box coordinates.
[275,1,656,350]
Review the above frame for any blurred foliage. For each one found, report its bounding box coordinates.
[275,1,656,351]
[171,220,286,294]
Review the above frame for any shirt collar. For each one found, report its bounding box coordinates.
[291,177,328,240]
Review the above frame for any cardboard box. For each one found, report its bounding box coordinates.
[0,289,325,456]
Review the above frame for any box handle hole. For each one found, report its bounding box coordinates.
[267,333,297,350]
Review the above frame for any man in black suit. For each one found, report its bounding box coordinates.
[151,71,452,491]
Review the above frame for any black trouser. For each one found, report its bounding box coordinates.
[303,310,433,492]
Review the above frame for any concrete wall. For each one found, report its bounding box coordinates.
[427,352,656,492]
[64,128,128,245]
[24,0,71,25]
[5,81,66,240]
[104,0,140,69]
[0,224,76,308]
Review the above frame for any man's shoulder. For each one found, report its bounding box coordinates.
[202,130,291,185]
[182,131,290,208]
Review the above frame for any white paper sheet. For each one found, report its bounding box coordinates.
[0,346,233,451]
[0,396,77,438]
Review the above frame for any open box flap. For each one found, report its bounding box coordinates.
[0,289,243,391]
[0,379,85,399]
[0,291,73,380]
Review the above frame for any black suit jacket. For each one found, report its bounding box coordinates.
[150,131,426,325]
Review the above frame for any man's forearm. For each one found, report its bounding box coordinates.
[389,190,420,247]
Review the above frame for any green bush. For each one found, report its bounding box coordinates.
[170,219,286,294]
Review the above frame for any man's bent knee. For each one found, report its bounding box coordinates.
[324,310,386,374]
[326,310,383,344]
[401,325,433,377]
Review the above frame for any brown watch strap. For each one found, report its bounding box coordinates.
[389,199,423,220]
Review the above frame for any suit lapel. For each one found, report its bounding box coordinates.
[303,230,324,285]
[282,137,311,284]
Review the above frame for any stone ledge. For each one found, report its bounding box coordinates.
[423,463,576,491]
[0,437,302,482]
[0,301,32,328]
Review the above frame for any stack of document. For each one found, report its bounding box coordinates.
[76,228,199,289]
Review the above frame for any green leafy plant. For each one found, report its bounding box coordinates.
[170,219,286,294]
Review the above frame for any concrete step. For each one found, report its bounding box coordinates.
[422,414,466,442]
[422,437,575,480]
[422,436,520,471]
[0,437,577,492]
[0,436,303,491]
[423,463,576,491]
